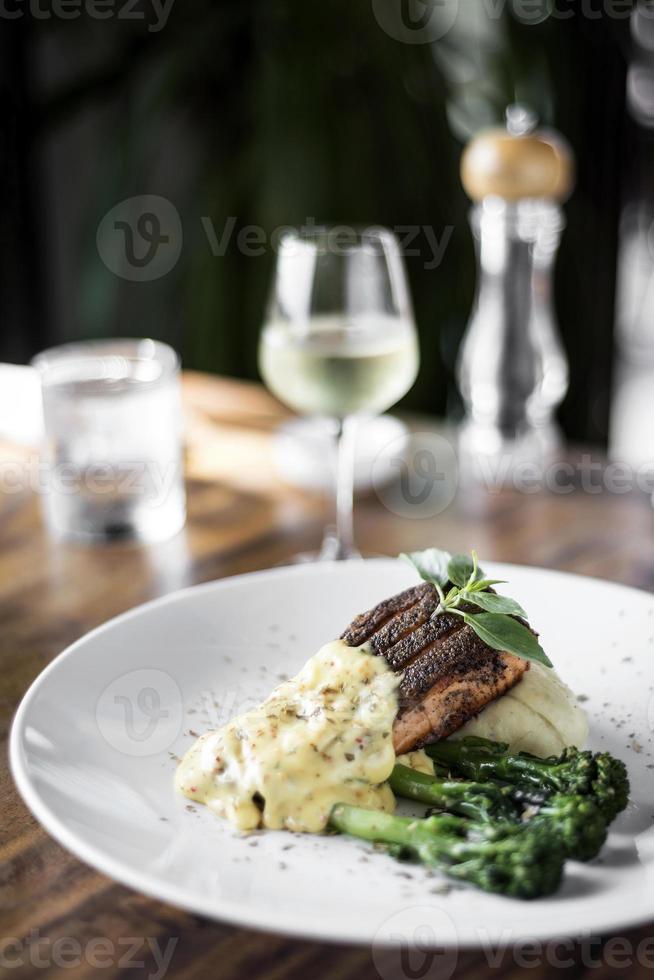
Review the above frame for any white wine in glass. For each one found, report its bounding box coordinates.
[259,227,420,560]
[260,312,418,418]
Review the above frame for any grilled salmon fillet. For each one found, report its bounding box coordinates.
[341,582,529,754]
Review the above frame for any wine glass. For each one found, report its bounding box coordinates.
[258,225,420,560]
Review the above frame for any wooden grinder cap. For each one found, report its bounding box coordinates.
[461,105,574,203]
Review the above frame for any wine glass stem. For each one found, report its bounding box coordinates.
[332,416,359,560]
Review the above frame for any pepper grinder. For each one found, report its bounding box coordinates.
[457,105,574,480]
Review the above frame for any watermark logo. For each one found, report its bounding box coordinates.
[96,668,183,756]
[0,457,183,507]
[371,0,459,43]
[507,0,553,25]
[98,210,453,280]
[0,0,175,30]
[0,930,177,977]
[368,424,654,518]
[372,905,459,980]
[372,431,459,519]
[201,217,454,270]
[371,0,642,43]
[97,195,182,282]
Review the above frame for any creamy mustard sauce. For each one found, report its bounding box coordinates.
[175,640,401,833]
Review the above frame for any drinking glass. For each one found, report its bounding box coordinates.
[259,226,419,560]
[32,338,186,543]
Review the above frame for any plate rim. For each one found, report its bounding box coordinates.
[10,558,654,946]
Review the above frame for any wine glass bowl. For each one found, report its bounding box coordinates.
[258,226,419,560]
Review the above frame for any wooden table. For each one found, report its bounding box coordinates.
[3,372,654,979]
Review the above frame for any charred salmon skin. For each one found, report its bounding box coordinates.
[341,582,529,753]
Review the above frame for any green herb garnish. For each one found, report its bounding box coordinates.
[400,548,552,668]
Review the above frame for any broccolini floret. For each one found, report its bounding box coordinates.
[329,804,565,899]
[331,739,628,897]
[426,737,629,823]
[524,793,608,862]
[390,762,609,861]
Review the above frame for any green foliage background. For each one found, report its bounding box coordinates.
[30,0,631,442]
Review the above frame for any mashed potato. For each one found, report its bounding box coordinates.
[396,750,435,775]
[451,661,588,757]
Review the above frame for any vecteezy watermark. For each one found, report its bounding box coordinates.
[370,429,654,517]
[0,931,177,977]
[471,450,654,496]
[97,201,454,281]
[371,909,654,976]
[0,455,181,505]
[372,905,459,980]
[371,0,645,45]
[0,0,174,31]
[506,0,637,25]
[372,431,459,520]
[475,930,654,970]
[96,669,183,756]
[195,686,262,730]
[97,195,182,282]
[202,217,454,270]
[371,0,460,43]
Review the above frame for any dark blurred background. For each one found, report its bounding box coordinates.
[0,0,647,446]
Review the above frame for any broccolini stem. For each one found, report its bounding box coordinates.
[389,764,517,822]
[329,804,463,863]
[426,738,548,788]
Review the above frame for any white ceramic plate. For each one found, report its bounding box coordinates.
[10,560,654,947]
